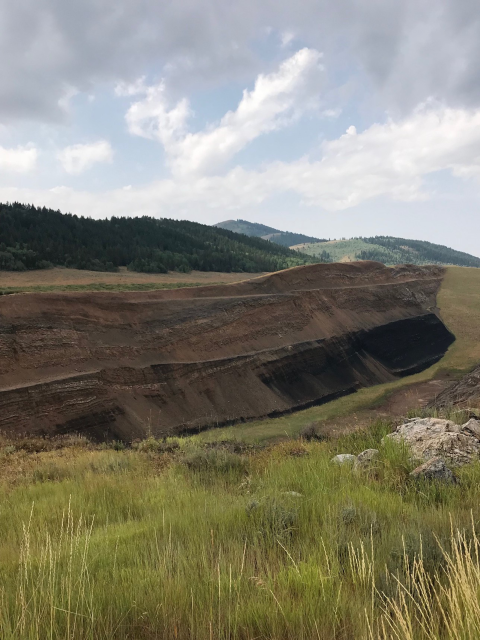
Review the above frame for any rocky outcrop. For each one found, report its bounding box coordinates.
[354,449,379,471]
[385,417,480,465]
[433,364,480,408]
[410,457,458,483]
[0,262,454,440]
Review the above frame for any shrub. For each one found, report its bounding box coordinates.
[247,497,299,542]
[299,422,327,441]
[134,437,180,454]
[181,447,248,477]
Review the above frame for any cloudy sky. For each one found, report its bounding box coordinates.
[1,0,480,254]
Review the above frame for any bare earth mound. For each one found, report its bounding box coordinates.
[0,262,454,440]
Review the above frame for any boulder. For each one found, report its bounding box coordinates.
[354,448,379,471]
[385,417,480,466]
[331,454,357,466]
[462,418,480,439]
[410,457,457,484]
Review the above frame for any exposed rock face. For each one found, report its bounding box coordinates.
[386,417,480,465]
[0,262,454,440]
[434,365,480,408]
[463,418,480,439]
[410,457,457,483]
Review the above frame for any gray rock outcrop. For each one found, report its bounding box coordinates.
[385,417,480,466]
[410,457,458,483]
[354,448,379,471]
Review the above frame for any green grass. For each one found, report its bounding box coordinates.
[0,281,216,294]
[1,426,480,639]
[296,238,480,267]
[300,239,381,262]
[196,266,480,444]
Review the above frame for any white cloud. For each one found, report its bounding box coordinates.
[4,105,480,221]
[286,104,480,209]
[58,140,113,174]
[124,81,191,149]
[124,48,324,176]
[115,77,148,97]
[0,145,37,172]
[280,31,295,47]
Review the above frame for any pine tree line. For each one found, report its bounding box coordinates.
[0,203,316,273]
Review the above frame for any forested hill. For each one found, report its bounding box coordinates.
[215,219,325,247]
[359,236,480,267]
[295,236,480,268]
[216,219,480,268]
[0,203,315,273]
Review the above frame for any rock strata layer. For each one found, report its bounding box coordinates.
[0,261,454,440]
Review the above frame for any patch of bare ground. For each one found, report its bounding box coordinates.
[316,378,454,438]
[0,266,265,289]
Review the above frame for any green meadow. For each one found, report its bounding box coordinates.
[1,420,480,639]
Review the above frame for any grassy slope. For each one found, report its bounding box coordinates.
[296,239,377,262]
[196,266,480,443]
[0,267,264,294]
[0,282,216,294]
[1,425,480,638]
[295,238,480,267]
[0,268,480,638]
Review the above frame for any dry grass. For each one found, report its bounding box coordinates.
[0,423,480,638]
[0,266,265,291]
[436,266,480,372]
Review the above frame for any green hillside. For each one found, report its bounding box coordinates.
[215,218,325,247]
[0,203,315,274]
[294,236,480,268]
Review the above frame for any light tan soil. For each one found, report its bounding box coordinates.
[0,267,265,288]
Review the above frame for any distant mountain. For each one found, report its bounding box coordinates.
[215,219,326,248]
[293,236,480,268]
[0,203,316,274]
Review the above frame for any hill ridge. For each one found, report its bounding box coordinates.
[294,236,480,268]
[0,203,314,274]
[214,219,480,267]
[215,218,326,247]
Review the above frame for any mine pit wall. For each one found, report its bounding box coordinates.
[0,262,454,440]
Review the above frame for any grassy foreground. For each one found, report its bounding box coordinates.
[1,419,480,639]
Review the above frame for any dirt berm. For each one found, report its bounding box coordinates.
[0,261,454,440]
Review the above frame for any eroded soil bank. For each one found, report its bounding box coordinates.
[0,261,454,440]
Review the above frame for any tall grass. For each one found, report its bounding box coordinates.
[0,428,480,638]
[373,517,480,639]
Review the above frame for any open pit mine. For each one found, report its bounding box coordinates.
[0,262,454,441]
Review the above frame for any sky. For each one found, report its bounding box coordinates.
[1,0,480,255]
